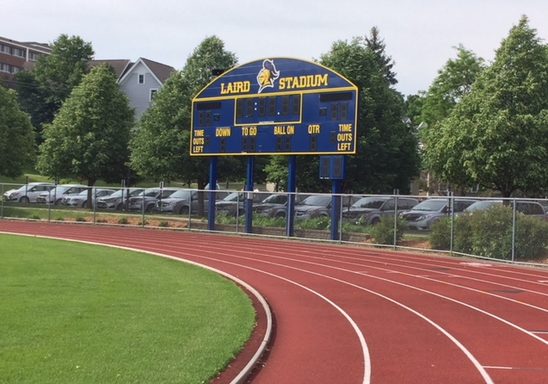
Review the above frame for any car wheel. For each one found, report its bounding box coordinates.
[19,196,29,204]
[81,201,87,208]
[370,217,381,225]
[275,211,286,218]
[145,204,154,213]
[115,203,124,210]
[54,198,62,205]
[178,206,189,215]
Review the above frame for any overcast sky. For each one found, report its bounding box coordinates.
[3,0,547,95]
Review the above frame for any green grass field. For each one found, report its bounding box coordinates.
[0,234,255,384]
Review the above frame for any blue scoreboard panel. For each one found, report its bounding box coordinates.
[190,58,358,156]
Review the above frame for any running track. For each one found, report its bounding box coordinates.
[1,221,547,383]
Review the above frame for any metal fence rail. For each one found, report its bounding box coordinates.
[2,182,547,267]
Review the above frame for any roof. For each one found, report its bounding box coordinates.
[141,58,175,83]
[89,59,133,80]
[0,36,52,54]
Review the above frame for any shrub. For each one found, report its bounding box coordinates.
[117,217,129,225]
[30,214,41,220]
[96,218,107,223]
[296,216,330,230]
[369,216,406,245]
[429,205,548,260]
[75,216,86,222]
[54,216,65,222]
[158,221,170,228]
[430,216,473,253]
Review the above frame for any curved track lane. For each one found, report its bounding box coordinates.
[1,221,547,384]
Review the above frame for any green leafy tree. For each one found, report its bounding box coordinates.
[0,85,35,177]
[16,34,94,143]
[419,46,484,193]
[444,17,548,197]
[130,36,238,188]
[320,29,420,193]
[37,65,133,204]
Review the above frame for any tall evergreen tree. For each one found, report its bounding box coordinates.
[320,31,420,193]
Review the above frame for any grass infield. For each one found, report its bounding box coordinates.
[0,234,255,384]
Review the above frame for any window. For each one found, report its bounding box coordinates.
[138,74,145,84]
[149,89,158,101]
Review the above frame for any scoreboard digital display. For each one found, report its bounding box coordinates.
[190,58,358,156]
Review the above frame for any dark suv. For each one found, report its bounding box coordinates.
[344,196,419,225]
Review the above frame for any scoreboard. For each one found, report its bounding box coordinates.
[190,58,358,156]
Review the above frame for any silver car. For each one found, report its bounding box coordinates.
[3,182,54,203]
[401,198,476,230]
[62,189,116,208]
[96,188,144,210]
[36,184,88,205]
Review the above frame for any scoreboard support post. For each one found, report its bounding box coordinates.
[286,156,297,237]
[244,157,255,233]
[330,179,342,241]
[207,157,218,231]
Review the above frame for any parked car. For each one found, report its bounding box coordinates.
[96,188,144,210]
[253,193,289,218]
[463,200,548,220]
[3,182,54,203]
[35,184,88,205]
[61,188,116,208]
[155,188,226,215]
[294,194,333,220]
[128,188,178,212]
[215,191,264,216]
[400,198,476,230]
[344,196,419,225]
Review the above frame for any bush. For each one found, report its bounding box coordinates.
[296,216,330,230]
[429,205,548,260]
[369,216,406,245]
[117,217,129,225]
[430,216,473,253]
[158,221,170,227]
[75,216,86,222]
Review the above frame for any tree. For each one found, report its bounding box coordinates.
[16,34,94,143]
[37,65,133,204]
[443,16,548,197]
[130,36,238,188]
[419,46,484,193]
[320,29,420,193]
[0,85,35,177]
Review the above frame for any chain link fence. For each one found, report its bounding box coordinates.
[2,182,547,266]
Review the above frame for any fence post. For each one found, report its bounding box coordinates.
[449,192,455,255]
[236,193,240,233]
[393,189,399,250]
[93,187,97,225]
[1,184,4,218]
[47,189,51,223]
[511,199,516,262]
[338,192,343,243]
[141,194,145,228]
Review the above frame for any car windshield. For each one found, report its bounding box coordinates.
[262,194,287,204]
[465,200,501,212]
[412,199,447,212]
[108,189,143,198]
[351,197,387,209]
[168,190,192,199]
[223,192,241,202]
[300,195,331,206]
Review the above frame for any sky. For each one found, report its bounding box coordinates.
[3,0,547,95]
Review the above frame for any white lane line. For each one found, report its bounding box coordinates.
[2,231,371,384]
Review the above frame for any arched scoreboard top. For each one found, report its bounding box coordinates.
[190,57,358,156]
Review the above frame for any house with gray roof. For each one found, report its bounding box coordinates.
[90,57,175,120]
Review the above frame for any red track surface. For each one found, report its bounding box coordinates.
[2,221,547,383]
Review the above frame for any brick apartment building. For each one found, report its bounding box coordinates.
[0,36,52,87]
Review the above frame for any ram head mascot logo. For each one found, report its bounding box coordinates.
[257,59,280,93]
